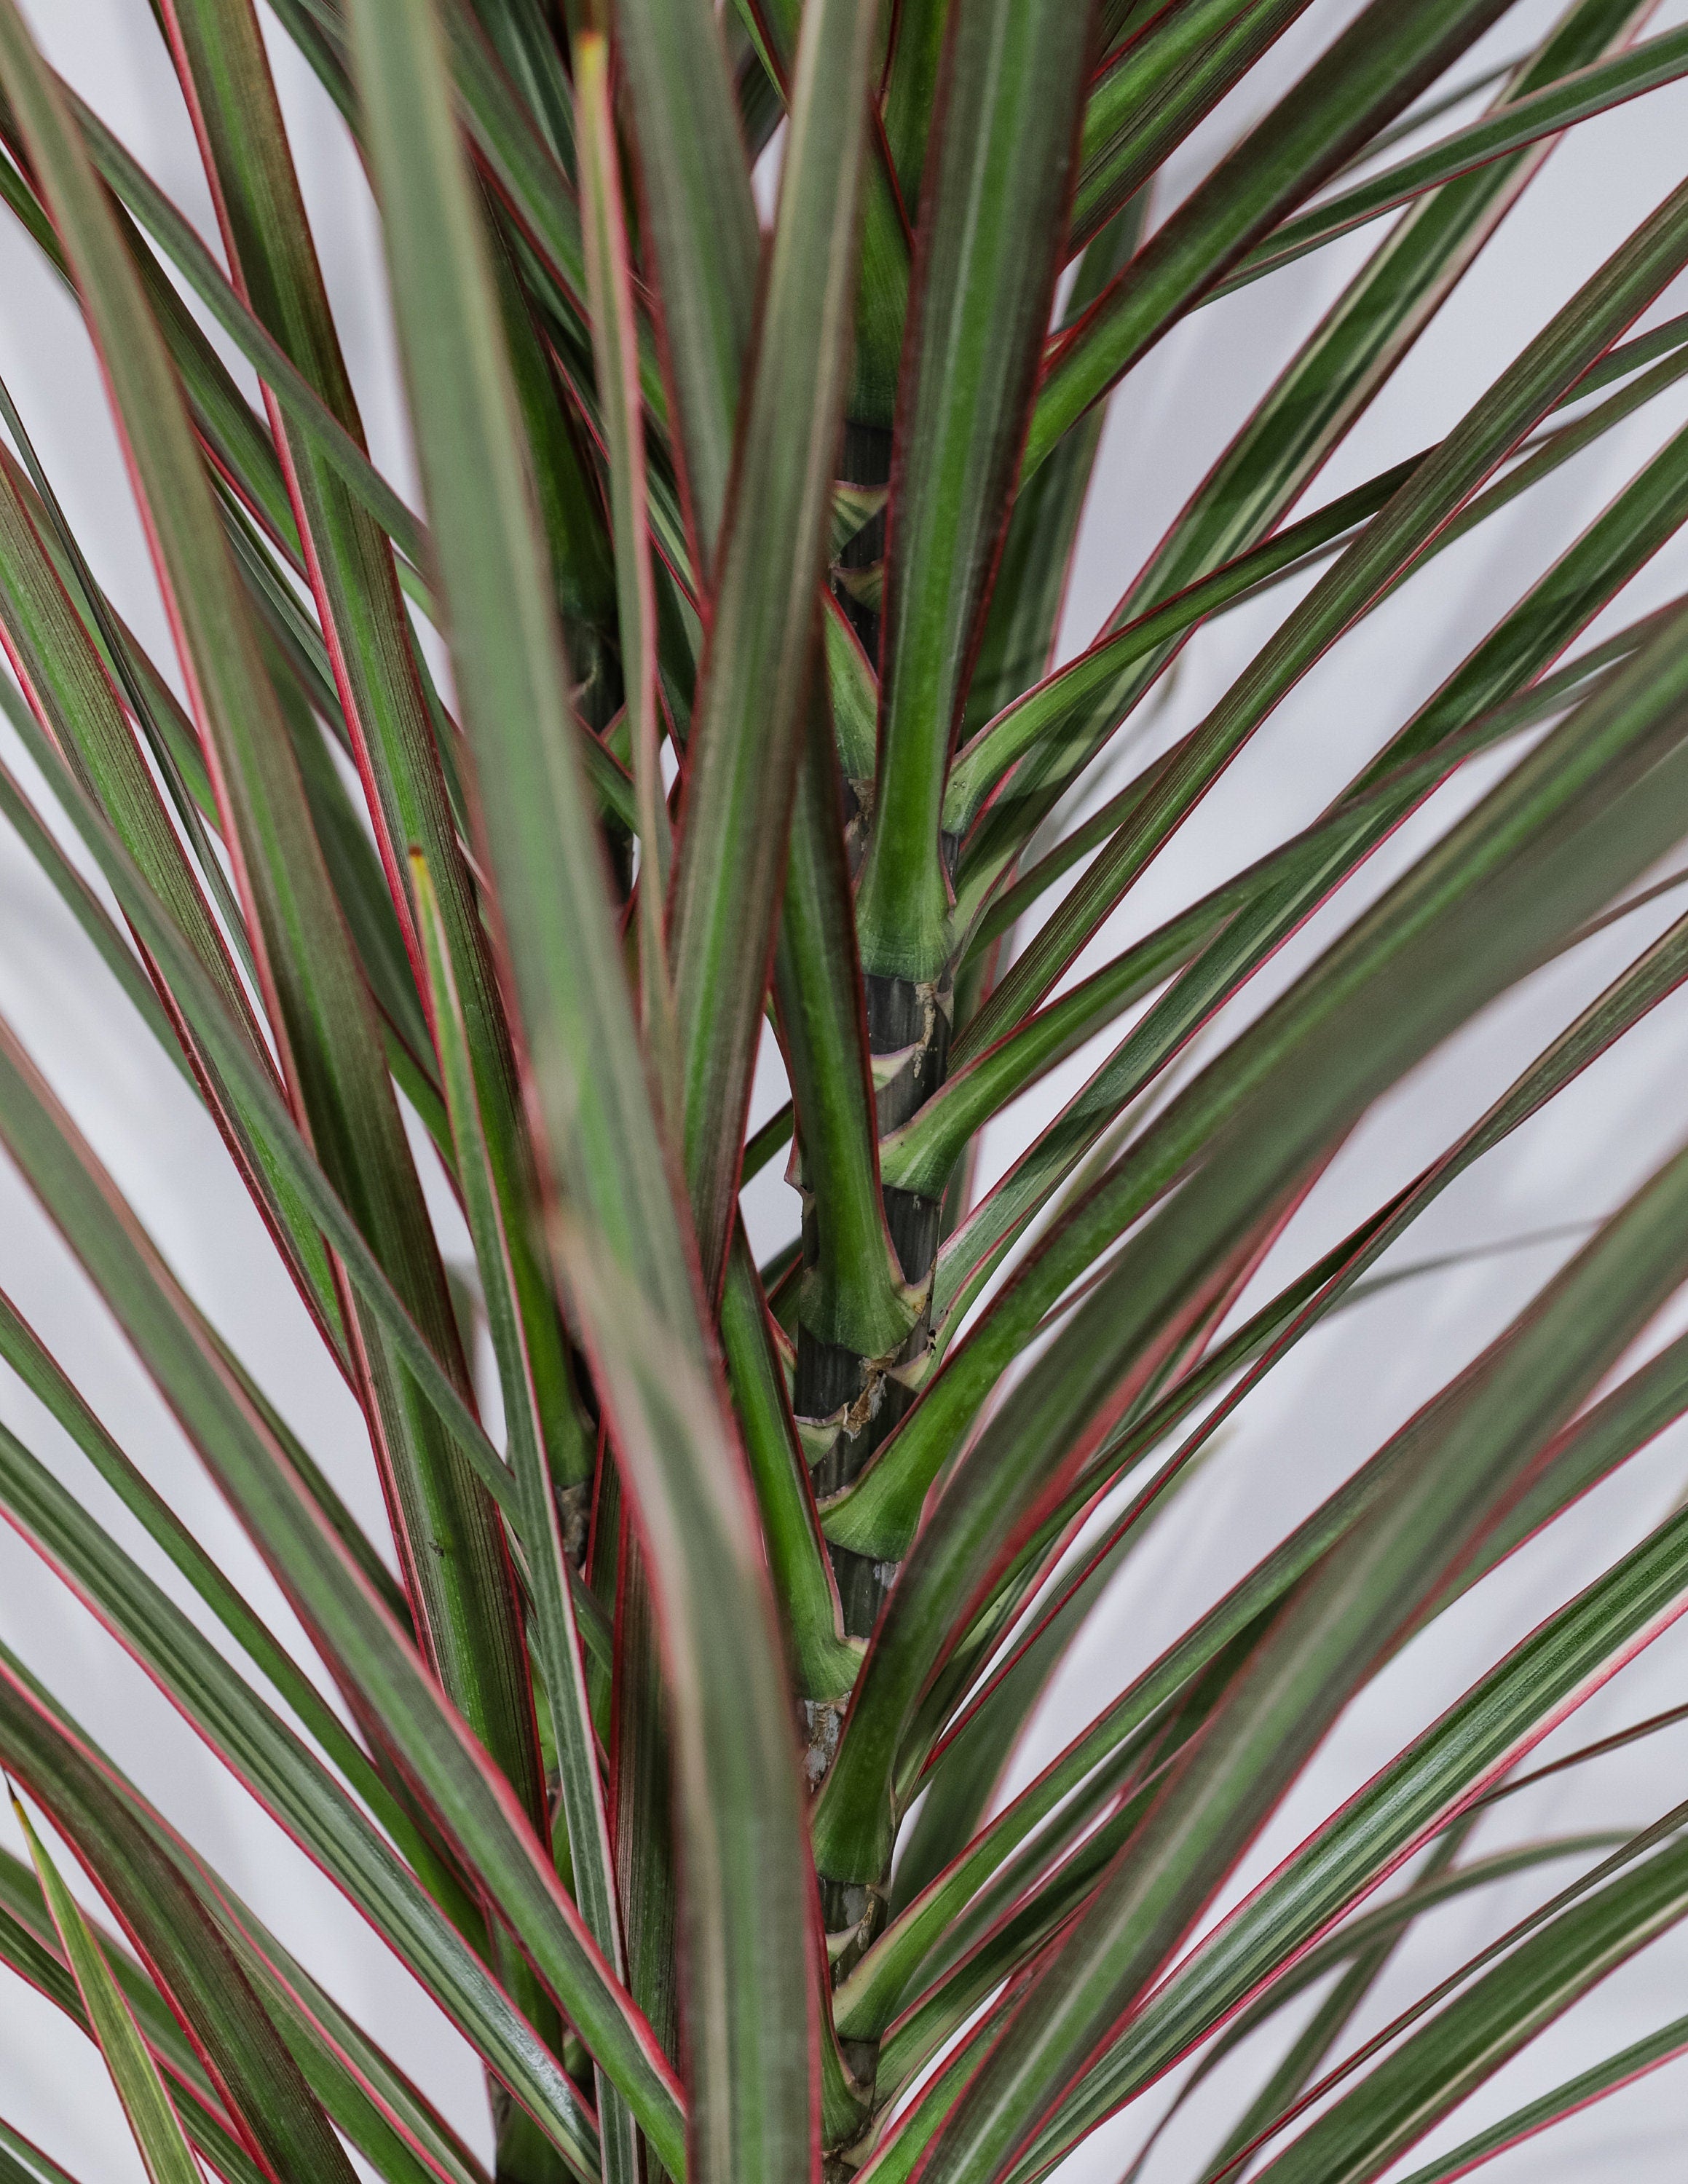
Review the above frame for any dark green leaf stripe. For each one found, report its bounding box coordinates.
[773,686,912,1358]
[720,1224,862,1702]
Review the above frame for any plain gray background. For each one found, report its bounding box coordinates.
[4,1,1688,2177]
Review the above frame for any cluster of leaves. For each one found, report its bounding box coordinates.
[4,0,1688,2183]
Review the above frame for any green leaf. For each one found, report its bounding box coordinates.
[851,912,1688,2006]
[930,403,1688,1356]
[0,375,251,967]
[877,1436,1215,1936]
[167,0,587,1538]
[576,26,674,1087]
[556,1232,821,2184]
[880,0,947,209]
[612,0,758,577]
[878,907,1221,1200]
[1221,23,1688,297]
[961,1249,1688,2184]
[966,0,1663,885]
[0,1282,409,1841]
[845,609,1674,1566]
[1025,0,1523,482]
[1250,1833,1688,2183]
[0,1017,682,2172]
[824,592,879,784]
[1070,0,1317,255]
[814,598,1688,1888]
[865,1481,1688,2184]
[1196,1824,1475,2184]
[666,0,883,1295]
[345,11,819,2182]
[12,1742,364,2184]
[775,684,912,1358]
[913,363,1688,1195]
[0,107,305,567]
[975,168,1688,1048]
[0,1364,575,2175]
[1121,0,1661,612]
[344,0,698,1351]
[852,0,1092,982]
[957,195,1153,747]
[12,1795,205,2184]
[410,847,635,2184]
[0,705,518,1527]
[0,1682,495,2184]
[943,456,1419,846]
[1127,1832,1616,2183]
[0,403,346,1349]
[721,1224,862,1704]
[0,2118,90,2184]
[739,0,910,429]
[0,0,548,1852]
[1387,2012,1688,2184]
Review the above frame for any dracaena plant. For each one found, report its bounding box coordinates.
[9,0,1688,2181]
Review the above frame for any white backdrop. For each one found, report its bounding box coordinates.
[5,2,1688,2178]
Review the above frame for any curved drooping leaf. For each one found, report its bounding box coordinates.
[867,1483,1688,2184]
[11,1751,360,2184]
[0,1685,496,2184]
